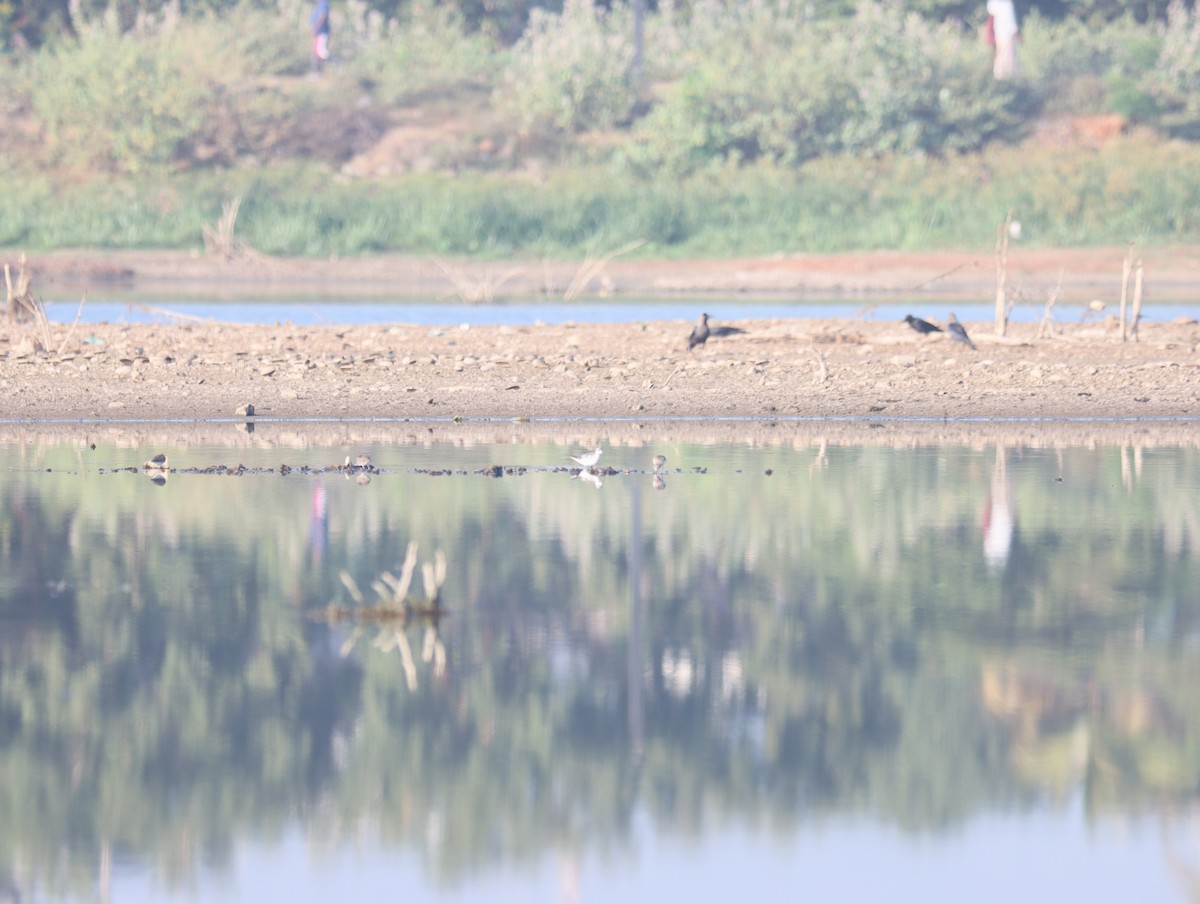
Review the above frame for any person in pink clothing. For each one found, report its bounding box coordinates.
[310,0,330,73]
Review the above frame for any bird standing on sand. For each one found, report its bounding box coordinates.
[688,313,747,350]
[904,314,942,335]
[144,453,169,470]
[947,313,976,350]
[571,447,603,468]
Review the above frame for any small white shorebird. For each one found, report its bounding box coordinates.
[571,447,603,468]
[652,454,667,471]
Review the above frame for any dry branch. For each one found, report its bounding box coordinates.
[430,256,521,303]
[994,213,1011,337]
[1130,260,1144,342]
[1036,270,1064,340]
[563,236,648,302]
[1119,244,1135,342]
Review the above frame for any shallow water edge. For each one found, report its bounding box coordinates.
[3,416,1200,454]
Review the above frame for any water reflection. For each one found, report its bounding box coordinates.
[3,435,1200,901]
[984,447,1014,568]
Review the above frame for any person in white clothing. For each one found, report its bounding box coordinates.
[986,0,1020,79]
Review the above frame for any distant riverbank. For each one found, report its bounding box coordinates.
[18,245,1200,301]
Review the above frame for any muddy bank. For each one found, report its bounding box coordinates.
[2,315,1199,424]
[18,245,1200,300]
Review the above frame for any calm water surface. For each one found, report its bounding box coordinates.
[40,295,1200,327]
[3,433,1200,902]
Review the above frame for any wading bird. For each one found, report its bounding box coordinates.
[571,447,603,468]
[947,313,977,350]
[689,313,747,350]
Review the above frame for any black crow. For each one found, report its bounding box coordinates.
[904,314,942,335]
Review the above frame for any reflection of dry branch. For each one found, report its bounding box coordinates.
[422,549,447,602]
[809,437,828,475]
[321,544,449,689]
[317,542,448,630]
[564,236,648,302]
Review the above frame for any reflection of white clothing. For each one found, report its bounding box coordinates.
[983,499,1013,567]
[987,0,1020,79]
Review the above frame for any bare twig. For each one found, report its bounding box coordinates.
[808,341,829,384]
[202,195,245,261]
[430,256,520,303]
[1036,270,1064,340]
[4,254,81,354]
[4,254,38,322]
[55,293,87,357]
[855,263,969,318]
[1119,244,1134,342]
[130,303,228,325]
[994,212,1011,337]
[1130,259,1144,342]
[563,236,648,302]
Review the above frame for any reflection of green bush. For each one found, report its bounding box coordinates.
[3,441,1200,889]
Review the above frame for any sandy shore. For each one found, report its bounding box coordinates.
[2,316,1199,423]
[3,248,1200,436]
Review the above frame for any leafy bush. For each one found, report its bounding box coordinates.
[1137,0,1200,137]
[835,3,1033,154]
[346,2,500,102]
[494,0,637,135]
[25,2,310,174]
[631,0,1032,173]
[29,23,210,173]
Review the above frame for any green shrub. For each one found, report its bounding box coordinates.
[494,0,637,135]
[631,0,1031,173]
[1137,0,1200,137]
[347,2,500,102]
[30,25,208,173]
[835,3,1033,154]
[6,138,1200,256]
[26,3,311,174]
